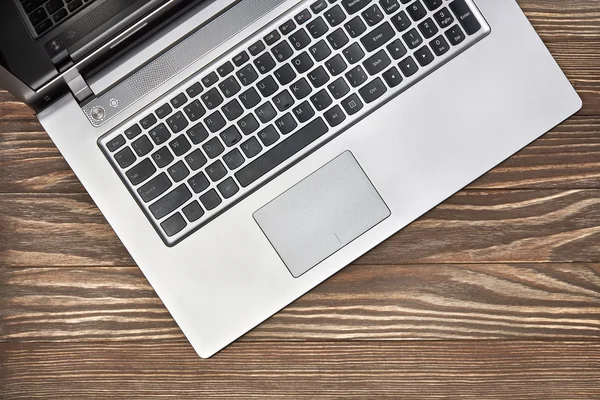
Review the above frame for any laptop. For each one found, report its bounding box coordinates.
[0,0,582,357]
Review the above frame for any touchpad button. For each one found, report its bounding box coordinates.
[253,151,391,278]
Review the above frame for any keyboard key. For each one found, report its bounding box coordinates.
[341,0,370,15]
[403,28,423,49]
[258,125,280,146]
[446,24,466,45]
[186,123,209,145]
[264,30,281,46]
[202,72,219,87]
[275,113,298,135]
[168,161,190,182]
[274,64,297,85]
[126,158,156,185]
[219,76,241,98]
[149,185,191,220]
[254,52,277,74]
[218,177,239,199]
[291,51,314,73]
[399,55,419,77]
[362,4,384,26]
[293,101,315,123]
[295,9,312,25]
[307,66,330,88]
[391,10,412,32]
[418,17,439,39]
[280,19,296,35]
[382,66,403,87]
[430,35,450,56]
[272,41,294,62]
[324,105,346,127]
[239,87,261,109]
[170,93,187,108]
[35,19,52,35]
[223,149,245,170]
[107,135,126,152]
[290,77,313,100]
[387,38,408,60]
[206,160,227,182]
[156,103,173,119]
[310,89,333,111]
[363,49,391,75]
[185,149,208,171]
[423,0,443,10]
[204,111,226,133]
[449,0,481,34]
[310,0,328,14]
[434,7,454,29]
[310,40,332,63]
[241,137,262,158]
[29,8,47,26]
[166,111,189,133]
[186,82,203,98]
[233,51,250,67]
[257,76,279,97]
[222,99,243,121]
[361,22,395,52]
[236,64,259,86]
[183,99,206,121]
[235,118,329,188]
[217,61,234,77]
[380,0,400,14]
[220,126,242,147]
[202,88,224,109]
[341,93,364,115]
[203,137,225,158]
[289,29,312,50]
[183,201,204,222]
[138,173,172,203]
[407,0,427,21]
[237,114,260,135]
[325,54,348,76]
[140,114,157,130]
[327,28,349,50]
[273,90,295,112]
[342,43,365,64]
[307,16,329,39]
[248,40,266,56]
[359,77,387,103]
[132,135,154,156]
[169,134,191,156]
[200,189,222,210]
[344,16,367,38]
[124,124,142,139]
[161,213,187,237]
[152,146,174,168]
[328,77,350,99]
[115,147,136,169]
[256,102,278,124]
[188,172,210,194]
[345,65,368,87]
[415,45,435,66]
[324,5,346,26]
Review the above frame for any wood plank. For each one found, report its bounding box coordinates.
[1,341,599,399]
[1,190,598,267]
[1,264,598,342]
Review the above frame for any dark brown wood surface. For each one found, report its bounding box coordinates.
[1,0,599,398]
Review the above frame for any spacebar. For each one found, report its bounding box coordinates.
[235,118,329,188]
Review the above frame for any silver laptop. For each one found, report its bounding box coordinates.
[0,0,582,357]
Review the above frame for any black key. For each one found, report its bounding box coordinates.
[280,19,296,35]
[383,66,403,87]
[185,149,208,171]
[430,35,450,56]
[53,9,68,23]
[149,124,171,145]
[149,185,191,220]
[418,17,439,39]
[201,88,224,109]
[124,124,142,139]
[264,30,281,46]
[233,51,250,67]
[341,0,370,15]
[188,172,210,194]
[309,40,332,62]
[275,113,298,135]
[239,87,261,109]
[34,19,52,35]
[206,160,227,182]
[403,28,423,49]
[138,173,172,203]
[341,93,364,115]
[186,82,203,98]
[23,0,45,14]
[324,105,346,127]
[407,0,427,21]
[203,137,225,158]
[140,114,157,130]
[67,0,82,12]
[290,77,313,100]
[236,64,259,86]
[380,0,400,14]
[446,24,466,45]
[132,136,154,157]
[204,111,226,133]
[449,0,481,34]
[391,10,412,32]
[273,90,295,112]
[328,77,350,99]
[359,77,387,103]
[289,29,312,50]
[200,189,222,210]
[217,178,239,199]
[310,0,328,14]
[156,103,173,119]
[362,4,384,26]
[361,22,395,52]
[222,99,243,121]
[202,72,219,87]
[387,39,408,60]
[423,0,442,10]
[170,93,187,108]
[183,99,206,121]
[223,149,245,170]
[217,61,234,77]
[46,0,63,14]
[272,41,294,62]
[307,16,329,39]
[237,114,260,135]
[415,45,435,66]
[310,89,333,111]
[161,213,187,237]
[107,135,126,152]
[255,101,278,124]
[235,118,329,187]
[398,55,419,77]
[219,76,241,98]
[29,8,47,26]
[248,40,266,56]
[342,43,365,64]
[241,137,262,158]
[327,28,349,50]
[169,134,191,157]
[166,111,189,134]
[168,160,190,182]
[115,147,136,169]
[254,52,277,74]
[325,54,348,76]
[220,125,242,147]
[291,51,314,73]
[363,49,391,75]
[295,8,312,25]
[183,201,204,222]
[292,101,315,123]
[186,123,209,145]
[257,76,279,97]
[434,7,454,29]
[258,125,280,146]
[152,146,174,168]
[274,64,297,85]
[324,4,346,26]
[126,158,156,185]
[344,16,367,38]
[345,65,368,87]
[307,66,330,88]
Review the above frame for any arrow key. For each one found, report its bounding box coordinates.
[386,39,407,60]
[382,66,403,87]
[415,45,435,67]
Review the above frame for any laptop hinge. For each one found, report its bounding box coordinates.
[64,68,93,103]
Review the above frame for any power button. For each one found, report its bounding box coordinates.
[90,106,106,121]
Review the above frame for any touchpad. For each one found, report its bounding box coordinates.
[253,151,390,278]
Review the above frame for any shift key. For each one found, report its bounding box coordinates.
[149,184,192,219]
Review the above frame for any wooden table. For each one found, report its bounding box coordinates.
[1,1,599,398]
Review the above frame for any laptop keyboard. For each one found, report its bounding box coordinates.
[19,0,94,36]
[99,0,490,246]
